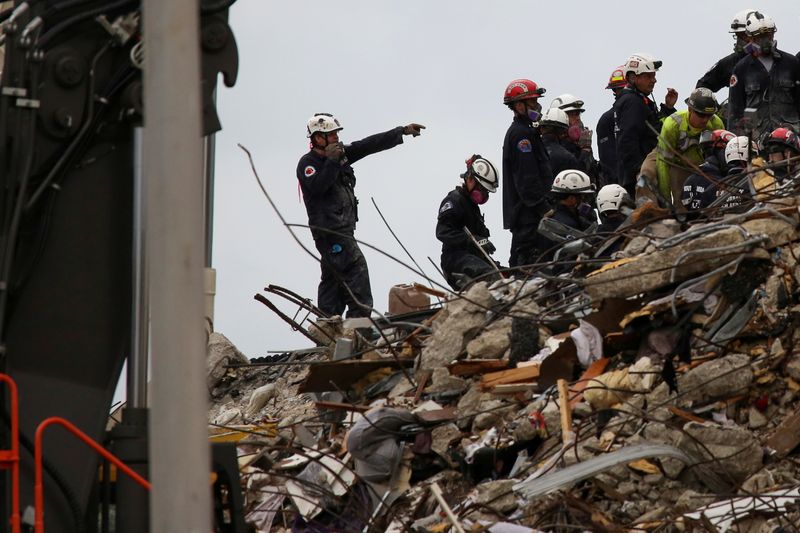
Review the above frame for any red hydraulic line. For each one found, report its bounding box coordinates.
[34,416,151,533]
[0,374,20,533]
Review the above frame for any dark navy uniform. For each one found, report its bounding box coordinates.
[597,106,618,185]
[696,51,746,92]
[594,216,625,258]
[296,127,404,317]
[614,87,674,192]
[541,133,579,176]
[436,186,498,290]
[729,49,800,137]
[502,115,553,267]
[682,158,745,211]
[561,137,600,185]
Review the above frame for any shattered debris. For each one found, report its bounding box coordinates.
[208,203,800,531]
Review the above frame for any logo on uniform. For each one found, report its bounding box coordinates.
[304,165,316,177]
[517,139,532,153]
[439,201,453,214]
[730,74,738,87]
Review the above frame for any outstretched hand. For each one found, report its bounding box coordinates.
[403,123,426,137]
[664,87,678,109]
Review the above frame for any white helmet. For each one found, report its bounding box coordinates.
[539,107,569,128]
[550,93,585,113]
[725,136,750,163]
[551,169,594,194]
[730,8,756,33]
[745,11,776,36]
[623,53,662,76]
[306,113,343,138]
[463,155,498,193]
[597,184,632,214]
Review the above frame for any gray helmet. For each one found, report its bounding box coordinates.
[685,88,719,115]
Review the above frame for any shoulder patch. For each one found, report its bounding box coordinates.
[517,139,532,153]
[304,165,316,177]
[439,200,454,214]
[730,74,738,87]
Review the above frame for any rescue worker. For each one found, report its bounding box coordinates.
[656,88,725,207]
[537,169,596,260]
[729,12,800,140]
[594,184,634,257]
[761,127,800,182]
[682,135,750,212]
[597,66,626,186]
[680,129,736,211]
[436,155,500,290]
[501,79,553,268]
[296,113,424,318]
[696,9,755,93]
[539,108,579,176]
[596,184,633,235]
[550,94,600,184]
[614,53,678,196]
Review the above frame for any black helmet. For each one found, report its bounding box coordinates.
[685,88,719,115]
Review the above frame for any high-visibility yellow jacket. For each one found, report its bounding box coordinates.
[656,109,724,197]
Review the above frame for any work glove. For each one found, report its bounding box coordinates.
[324,142,345,161]
[579,128,593,150]
[476,238,496,255]
[403,123,426,137]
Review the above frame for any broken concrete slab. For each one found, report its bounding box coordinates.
[207,332,249,390]
[679,422,763,483]
[678,353,754,404]
[586,225,764,301]
[466,316,512,359]
[419,283,496,371]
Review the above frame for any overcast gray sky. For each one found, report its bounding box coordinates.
[211,1,800,358]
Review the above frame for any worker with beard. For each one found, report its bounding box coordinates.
[436,155,501,290]
[501,78,554,268]
[597,66,627,185]
[614,53,678,197]
[696,9,755,94]
[682,134,749,212]
[296,113,424,318]
[539,108,580,176]
[729,12,800,140]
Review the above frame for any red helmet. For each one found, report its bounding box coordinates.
[763,127,800,153]
[606,66,626,90]
[503,79,545,105]
[699,129,736,150]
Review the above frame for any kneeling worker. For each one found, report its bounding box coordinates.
[436,155,501,290]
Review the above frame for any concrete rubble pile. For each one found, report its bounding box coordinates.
[208,202,800,532]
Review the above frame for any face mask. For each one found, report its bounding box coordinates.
[734,36,748,54]
[470,189,489,205]
[526,102,542,122]
[577,202,593,218]
[567,125,582,143]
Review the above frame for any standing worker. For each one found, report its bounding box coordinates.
[729,11,800,140]
[614,53,678,197]
[539,108,580,176]
[656,88,724,207]
[597,66,627,186]
[296,113,425,318]
[436,155,501,290]
[501,79,554,268]
[696,9,755,94]
[550,94,600,184]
